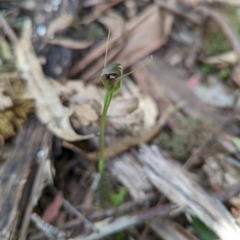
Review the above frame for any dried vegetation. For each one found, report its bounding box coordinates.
[1,0,240,240]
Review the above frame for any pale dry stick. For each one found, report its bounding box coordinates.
[71,204,175,240]
[29,181,240,240]
[0,15,18,44]
[50,186,98,232]
[29,193,157,240]
[62,197,98,232]
[31,213,66,239]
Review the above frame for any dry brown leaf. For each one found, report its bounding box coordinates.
[85,105,177,161]
[162,0,176,40]
[110,4,163,70]
[41,194,63,223]
[79,4,163,81]
[69,10,126,78]
[45,37,93,49]
[108,97,139,117]
[52,77,157,133]
[107,80,158,132]
[108,109,144,132]
[15,20,94,142]
[81,0,124,25]
[46,15,75,37]
[125,0,137,19]
[71,100,101,126]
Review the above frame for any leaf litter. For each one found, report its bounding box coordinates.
[2,1,240,240]
[15,20,94,142]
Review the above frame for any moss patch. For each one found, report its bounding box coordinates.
[203,5,240,55]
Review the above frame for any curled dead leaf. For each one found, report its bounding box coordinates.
[108,97,139,117]
[71,100,101,126]
[15,20,94,142]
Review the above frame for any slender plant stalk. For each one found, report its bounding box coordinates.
[99,91,112,175]
[98,31,153,176]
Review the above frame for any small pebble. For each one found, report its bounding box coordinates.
[37,25,47,36]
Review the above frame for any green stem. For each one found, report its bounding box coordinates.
[99,90,113,175]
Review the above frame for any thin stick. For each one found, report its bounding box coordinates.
[121,55,154,78]
[104,30,111,68]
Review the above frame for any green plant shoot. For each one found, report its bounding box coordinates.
[98,30,153,176]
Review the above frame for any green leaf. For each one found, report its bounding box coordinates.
[109,187,126,207]
[191,217,217,240]
[232,137,240,151]
[218,69,229,79]
[201,64,212,73]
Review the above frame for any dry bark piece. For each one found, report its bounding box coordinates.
[15,20,94,142]
[18,131,54,240]
[0,118,46,240]
[138,144,240,240]
[151,219,200,240]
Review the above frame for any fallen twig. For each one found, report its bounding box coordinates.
[0,15,18,43]
[31,213,66,239]
[50,187,98,232]
[87,192,157,222]
[72,204,174,240]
